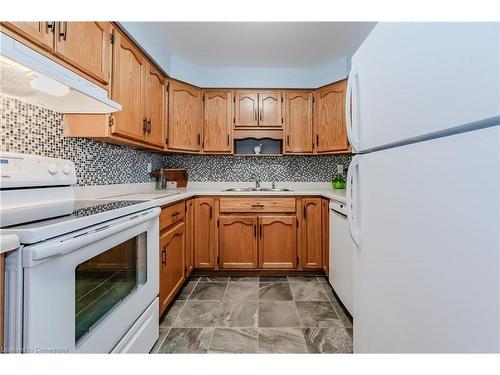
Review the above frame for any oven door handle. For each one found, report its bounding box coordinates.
[30,208,160,261]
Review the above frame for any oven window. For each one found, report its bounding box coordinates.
[75,233,147,344]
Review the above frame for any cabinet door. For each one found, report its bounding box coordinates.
[313,80,349,153]
[284,91,313,153]
[301,198,323,269]
[110,30,146,142]
[185,199,195,276]
[234,92,258,127]
[219,216,258,269]
[144,61,165,148]
[168,82,202,152]
[194,197,216,268]
[259,92,282,127]
[2,22,55,50]
[259,216,297,269]
[203,91,232,153]
[321,198,329,275]
[54,22,110,85]
[159,221,186,315]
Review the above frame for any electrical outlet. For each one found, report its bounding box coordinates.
[147,162,152,174]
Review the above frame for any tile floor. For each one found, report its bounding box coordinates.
[151,275,353,354]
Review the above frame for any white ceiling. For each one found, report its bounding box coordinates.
[128,22,376,68]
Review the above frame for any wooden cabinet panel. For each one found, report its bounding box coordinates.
[194,197,216,268]
[159,221,186,315]
[168,81,202,152]
[219,197,296,213]
[144,61,165,147]
[313,80,349,153]
[284,91,313,153]
[110,30,146,142]
[301,198,323,269]
[219,216,258,269]
[203,91,232,153]
[2,22,54,50]
[234,92,258,127]
[53,22,111,85]
[259,216,297,269]
[259,92,282,127]
[185,199,195,276]
[322,198,329,275]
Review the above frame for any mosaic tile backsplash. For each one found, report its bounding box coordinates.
[1,95,351,186]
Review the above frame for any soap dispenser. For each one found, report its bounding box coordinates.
[332,164,346,189]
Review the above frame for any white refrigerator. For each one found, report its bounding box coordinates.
[346,23,500,353]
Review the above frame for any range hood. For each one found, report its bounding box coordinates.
[0,32,121,113]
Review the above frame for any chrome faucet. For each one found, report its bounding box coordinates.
[251,173,261,189]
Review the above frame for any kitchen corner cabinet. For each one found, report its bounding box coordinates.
[1,21,111,87]
[313,80,349,153]
[284,91,313,154]
[202,90,233,153]
[259,216,297,269]
[301,198,323,269]
[194,197,216,268]
[159,221,186,315]
[167,81,202,152]
[219,216,258,268]
[234,91,283,128]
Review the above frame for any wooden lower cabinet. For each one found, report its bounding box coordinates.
[194,197,216,268]
[301,198,323,269]
[321,198,329,275]
[159,221,186,315]
[219,216,258,269]
[185,199,195,276]
[259,216,297,269]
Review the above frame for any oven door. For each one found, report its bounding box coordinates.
[21,207,160,353]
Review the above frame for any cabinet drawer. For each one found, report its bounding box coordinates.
[219,197,296,213]
[160,201,185,230]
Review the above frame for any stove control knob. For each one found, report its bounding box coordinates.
[48,163,58,175]
[62,165,72,175]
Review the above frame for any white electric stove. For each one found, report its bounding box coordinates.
[1,152,160,353]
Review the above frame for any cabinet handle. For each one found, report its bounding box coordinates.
[227,134,230,146]
[197,133,201,145]
[147,118,152,133]
[287,135,290,146]
[171,211,180,217]
[251,203,264,208]
[303,205,307,219]
[47,22,56,33]
[316,134,319,146]
[254,224,257,238]
[254,108,257,122]
[209,206,213,219]
[260,109,262,122]
[260,223,263,238]
[161,247,167,266]
[59,21,68,41]
[143,117,148,133]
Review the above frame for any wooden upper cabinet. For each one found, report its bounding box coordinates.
[259,92,282,127]
[144,61,165,148]
[53,22,111,85]
[284,91,313,153]
[219,216,258,269]
[159,221,186,315]
[203,91,232,153]
[259,216,297,269]
[301,198,323,269]
[234,92,258,127]
[110,30,146,142]
[313,80,349,153]
[194,197,216,269]
[168,81,202,152]
[2,22,55,50]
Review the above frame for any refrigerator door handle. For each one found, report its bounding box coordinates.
[346,65,360,152]
[346,155,360,246]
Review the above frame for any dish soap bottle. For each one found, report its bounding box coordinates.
[332,164,346,189]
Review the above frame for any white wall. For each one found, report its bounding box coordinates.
[121,23,349,88]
